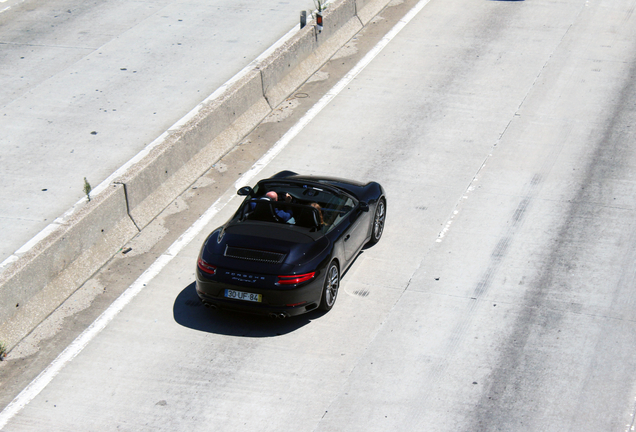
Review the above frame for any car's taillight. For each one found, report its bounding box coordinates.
[277,272,315,285]
[197,257,217,275]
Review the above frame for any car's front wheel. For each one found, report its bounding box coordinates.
[369,197,386,244]
[319,261,339,311]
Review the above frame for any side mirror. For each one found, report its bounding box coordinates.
[359,202,370,212]
[237,186,253,196]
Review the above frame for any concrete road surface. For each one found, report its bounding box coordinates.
[2,0,636,430]
[0,0,301,263]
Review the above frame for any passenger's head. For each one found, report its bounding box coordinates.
[310,203,325,225]
[265,191,278,201]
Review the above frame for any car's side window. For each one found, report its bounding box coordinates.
[319,195,355,233]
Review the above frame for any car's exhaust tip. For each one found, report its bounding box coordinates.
[203,302,218,310]
[269,313,288,319]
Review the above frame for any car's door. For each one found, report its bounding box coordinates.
[343,198,370,263]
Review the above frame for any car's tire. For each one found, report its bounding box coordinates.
[369,197,386,245]
[319,261,340,311]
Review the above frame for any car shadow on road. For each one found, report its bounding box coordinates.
[173,282,325,337]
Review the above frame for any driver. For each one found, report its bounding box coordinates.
[251,191,295,223]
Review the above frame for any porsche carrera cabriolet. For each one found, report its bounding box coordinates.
[195,171,386,318]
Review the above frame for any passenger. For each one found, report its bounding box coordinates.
[265,191,278,201]
[265,191,295,223]
[310,203,326,226]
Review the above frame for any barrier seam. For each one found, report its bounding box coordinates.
[258,68,274,110]
[0,0,395,354]
[115,181,141,232]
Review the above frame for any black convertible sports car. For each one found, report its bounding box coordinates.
[195,171,386,318]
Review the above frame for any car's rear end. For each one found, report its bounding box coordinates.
[195,222,330,318]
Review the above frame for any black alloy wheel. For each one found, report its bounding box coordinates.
[319,261,340,311]
[370,197,386,244]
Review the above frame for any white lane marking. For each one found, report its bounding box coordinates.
[0,24,300,272]
[0,0,13,14]
[0,6,12,16]
[0,0,431,426]
[238,0,432,184]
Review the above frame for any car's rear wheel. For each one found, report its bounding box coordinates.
[369,197,386,244]
[319,261,339,311]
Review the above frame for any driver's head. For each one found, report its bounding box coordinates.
[265,191,278,201]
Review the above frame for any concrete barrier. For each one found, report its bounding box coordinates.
[0,184,137,348]
[0,0,394,351]
[356,0,392,25]
[260,0,363,108]
[119,69,271,230]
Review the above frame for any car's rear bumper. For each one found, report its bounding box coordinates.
[195,270,323,317]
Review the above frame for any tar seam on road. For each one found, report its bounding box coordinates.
[0,0,432,427]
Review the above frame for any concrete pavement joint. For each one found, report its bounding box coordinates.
[435,4,586,246]
[0,21,302,272]
[493,0,587,149]
[0,42,96,50]
[308,0,435,428]
[0,8,308,345]
[0,0,406,425]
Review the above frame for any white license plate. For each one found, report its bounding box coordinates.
[225,289,262,303]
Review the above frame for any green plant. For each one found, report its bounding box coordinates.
[313,0,327,12]
[83,177,92,202]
